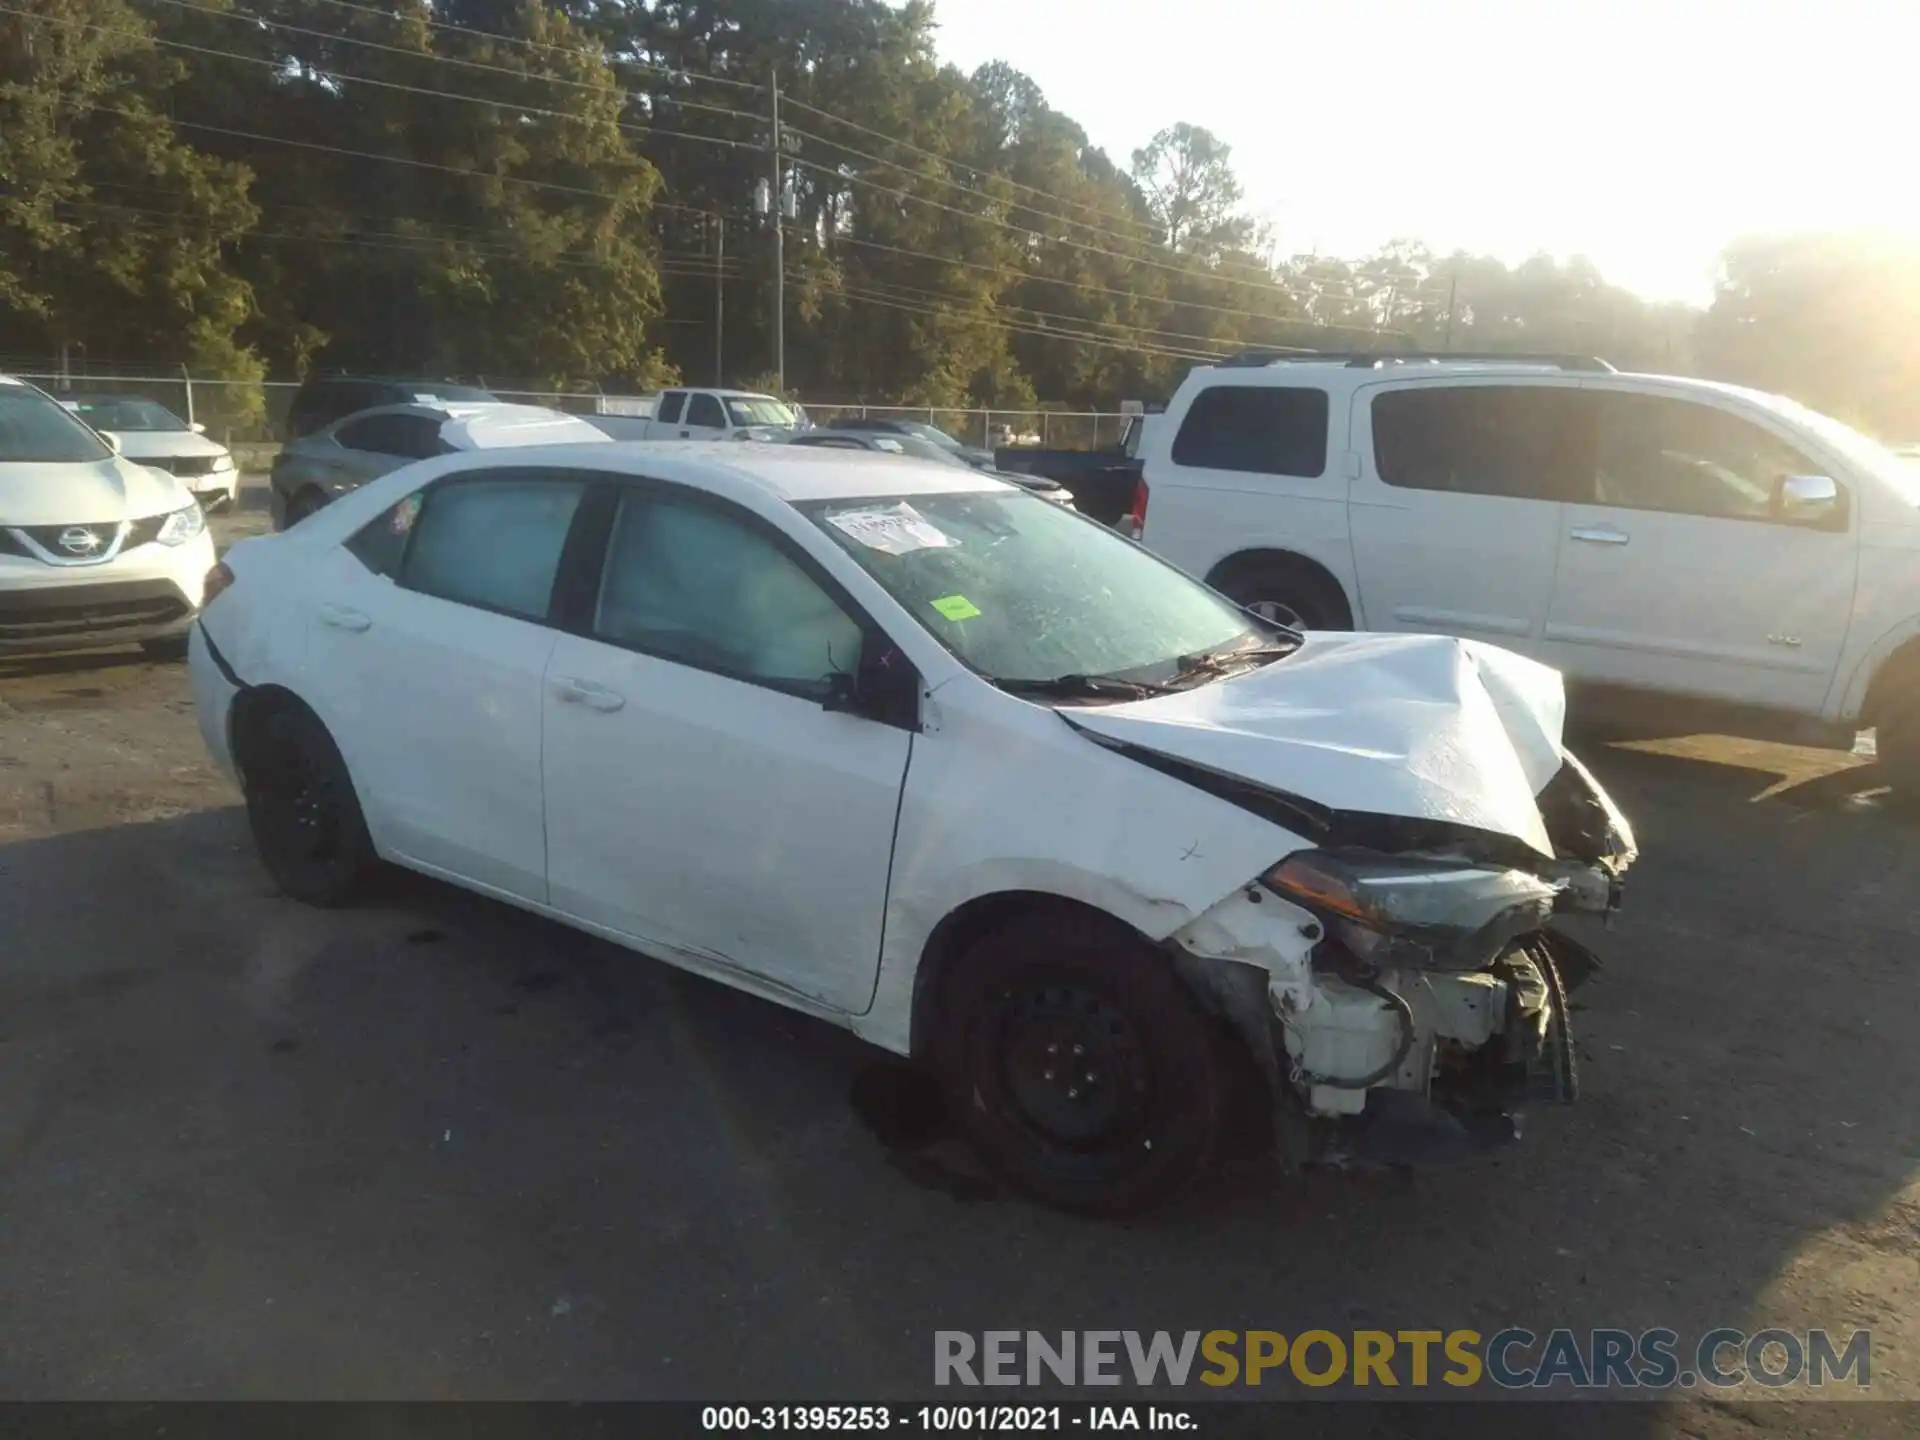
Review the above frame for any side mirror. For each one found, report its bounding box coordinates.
[820,645,920,728]
[98,430,123,455]
[1776,474,1838,523]
[190,421,207,435]
[821,669,861,714]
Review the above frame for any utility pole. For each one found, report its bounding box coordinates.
[714,215,725,387]
[769,66,785,394]
[1442,267,1458,350]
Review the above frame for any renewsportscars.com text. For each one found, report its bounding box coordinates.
[934,1328,1871,1391]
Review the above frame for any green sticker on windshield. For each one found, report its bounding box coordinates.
[930,594,981,621]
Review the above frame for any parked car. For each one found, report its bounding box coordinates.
[786,428,1075,505]
[0,375,216,658]
[188,443,1635,1212]
[56,393,240,511]
[269,402,610,529]
[992,415,1155,528]
[603,388,806,442]
[283,375,498,443]
[1136,349,1920,792]
[822,417,996,471]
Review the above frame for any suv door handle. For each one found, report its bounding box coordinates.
[1569,525,1630,546]
[319,603,371,632]
[550,676,626,712]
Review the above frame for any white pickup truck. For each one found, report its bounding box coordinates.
[587,388,807,442]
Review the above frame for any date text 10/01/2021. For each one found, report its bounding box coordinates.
[702,1407,1192,1431]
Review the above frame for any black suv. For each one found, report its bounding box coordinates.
[283,376,496,442]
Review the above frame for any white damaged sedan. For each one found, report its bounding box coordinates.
[188,443,1636,1212]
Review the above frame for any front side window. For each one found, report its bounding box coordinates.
[1171,385,1329,478]
[1372,385,1589,500]
[594,491,864,695]
[806,490,1271,688]
[0,384,113,463]
[685,393,726,429]
[403,477,584,620]
[1594,393,1833,522]
[335,414,405,454]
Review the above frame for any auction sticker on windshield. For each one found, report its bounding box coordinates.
[825,502,958,555]
[930,594,982,620]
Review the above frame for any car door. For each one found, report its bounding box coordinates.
[1347,380,1586,653]
[682,391,729,440]
[301,468,589,901]
[541,479,914,1013]
[1541,387,1858,712]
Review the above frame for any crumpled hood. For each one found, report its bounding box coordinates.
[112,430,228,462]
[0,457,193,525]
[1061,632,1568,858]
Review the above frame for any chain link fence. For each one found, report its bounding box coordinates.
[3,362,1131,457]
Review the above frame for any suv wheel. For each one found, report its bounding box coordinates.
[1213,557,1352,631]
[929,910,1229,1214]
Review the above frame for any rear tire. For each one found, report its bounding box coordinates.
[929,909,1229,1214]
[1212,557,1351,631]
[285,488,328,527]
[238,703,373,906]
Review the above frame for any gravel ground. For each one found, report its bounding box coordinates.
[1,484,1916,1433]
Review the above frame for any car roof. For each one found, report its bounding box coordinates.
[325,402,609,449]
[454,441,1010,504]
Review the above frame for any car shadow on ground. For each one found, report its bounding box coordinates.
[0,782,1916,1428]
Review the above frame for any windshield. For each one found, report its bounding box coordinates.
[886,421,964,451]
[0,384,114,463]
[804,489,1272,688]
[726,397,800,427]
[65,397,190,432]
[1744,389,1920,507]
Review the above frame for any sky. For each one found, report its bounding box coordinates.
[930,0,1916,305]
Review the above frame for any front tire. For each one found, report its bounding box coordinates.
[285,488,328,528]
[239,703,373,905]
[929,910,1230,1214]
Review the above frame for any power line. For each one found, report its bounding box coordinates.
[137,0,768,126]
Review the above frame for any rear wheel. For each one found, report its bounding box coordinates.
[285,488,328,527]
[1212,557,1351,631]
[929,910,1229,1214]
[238,703,373,905]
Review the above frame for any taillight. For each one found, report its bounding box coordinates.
[1121,478,1149,540]
[204,561,236,604]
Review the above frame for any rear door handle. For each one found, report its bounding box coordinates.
[319,603,371,632]
[550,676,626,712]
[1569,525,1630,546]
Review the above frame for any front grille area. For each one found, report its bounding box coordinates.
[140,455,217,477]
[8,522,122,562]
[0,580,190,643]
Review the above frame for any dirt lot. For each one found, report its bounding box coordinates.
[1,487,1917,1429]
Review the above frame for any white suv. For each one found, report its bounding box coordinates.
[1138,353,1920,789]
[0,375,217,658]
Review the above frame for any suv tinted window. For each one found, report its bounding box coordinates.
[655,392,685,425]
[686,393,726,429]
[594,491,864,697]
[403,477,585,620]
[1372,385,1590,500]
[336,413,446,458]
[1594,393,1831,523]
[1171,385,1329,478]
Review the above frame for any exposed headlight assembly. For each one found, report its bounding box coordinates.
[210,453,237,473]
[1263,849,1561,972]
[155,502,207,546]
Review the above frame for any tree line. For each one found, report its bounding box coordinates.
[4,0,1916,440]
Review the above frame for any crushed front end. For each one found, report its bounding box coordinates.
[1168,749,1637,1170]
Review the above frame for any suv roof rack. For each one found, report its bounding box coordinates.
[1216,348,1615,374]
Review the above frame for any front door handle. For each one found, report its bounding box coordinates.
[1569,525,1630,546]
[319,603,371,632]
[550,676,626,712]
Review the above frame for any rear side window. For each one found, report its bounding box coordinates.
[403,478,585,620]
[336,413,446,458]
[686,393,726,428]
[1171,386,1329,478]
[655,392,686,425]
[1372,386,1590,501]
